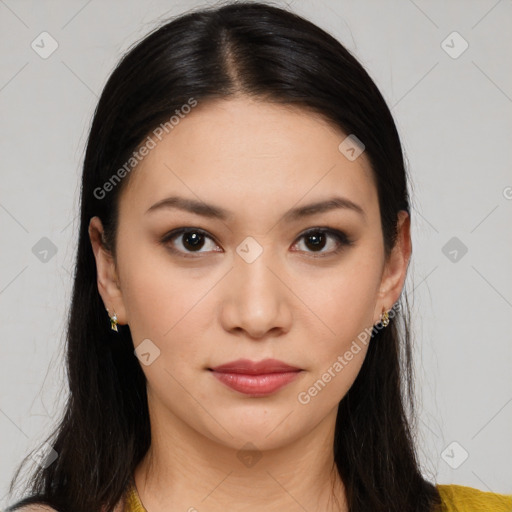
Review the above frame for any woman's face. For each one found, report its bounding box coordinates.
[90,95,410,451]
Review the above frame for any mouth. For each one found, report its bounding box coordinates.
[208,358,303,396]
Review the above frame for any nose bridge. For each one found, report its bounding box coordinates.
[221,237,292,337]
[237,243,278,298]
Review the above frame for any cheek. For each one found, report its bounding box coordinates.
[292,260,380,409]
[116,237,182,338]
[299,259,381,346]
[294,271,376,409]
[117,240,216,368]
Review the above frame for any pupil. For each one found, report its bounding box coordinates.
[305,232,325,251]
[183,232,204,251]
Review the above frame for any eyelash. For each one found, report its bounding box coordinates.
[161,227,354,259]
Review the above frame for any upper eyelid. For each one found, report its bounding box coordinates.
[163,226,349,251]
[164,226,343,239]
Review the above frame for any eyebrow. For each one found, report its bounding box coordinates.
[145,195,366,221]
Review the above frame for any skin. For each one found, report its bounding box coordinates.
[89,95,411,512]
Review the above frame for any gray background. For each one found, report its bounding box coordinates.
[1,0,511,505]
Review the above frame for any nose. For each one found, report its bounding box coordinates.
[219,248,293,340]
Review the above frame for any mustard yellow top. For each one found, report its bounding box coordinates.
[123,481,512,511]
[435,484,512,511]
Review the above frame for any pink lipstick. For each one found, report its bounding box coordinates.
[209,358,302,396]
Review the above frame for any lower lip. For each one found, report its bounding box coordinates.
[210,370,302,396]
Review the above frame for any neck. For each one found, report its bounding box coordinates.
[134,404,347,512]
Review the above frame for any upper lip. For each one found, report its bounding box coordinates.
[209,358,302,374]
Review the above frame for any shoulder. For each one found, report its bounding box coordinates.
[436,484,512,511]
[11,500,126,512]
[11,507,58,512]
[12,502,124,512]
[8,491,126,512]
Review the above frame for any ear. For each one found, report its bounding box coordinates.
[374,210,411,324]
[88,216,127,326]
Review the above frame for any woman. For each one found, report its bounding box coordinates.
[6,2,511,511]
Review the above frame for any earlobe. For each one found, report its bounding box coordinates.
[88,216,127,326]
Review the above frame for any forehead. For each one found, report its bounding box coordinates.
[119,96,378,223]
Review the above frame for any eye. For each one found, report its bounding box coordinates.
[161,226,353,258]
[291,228,353,257]
[162,228,221,258]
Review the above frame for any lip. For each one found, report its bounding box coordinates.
[209,358,303,396]
[210,358,301,374]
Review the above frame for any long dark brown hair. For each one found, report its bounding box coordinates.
[6,2,442,511]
